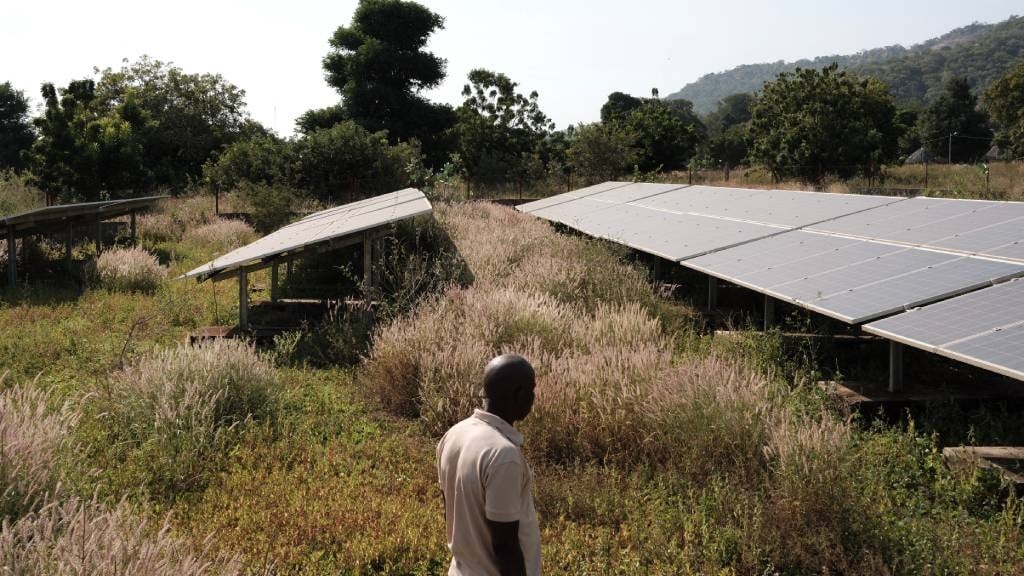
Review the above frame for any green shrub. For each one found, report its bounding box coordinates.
[94,246,168,293]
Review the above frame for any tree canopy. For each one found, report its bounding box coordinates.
[0,82,34,172]
[918,76,990,163]
[320,0,454,165]
[748,64,900,182]
[454,69,554,188]
[984,60,1024,160]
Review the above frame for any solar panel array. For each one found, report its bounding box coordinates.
[184,188,431,281]
[865,279,1024,380]
[519,182,1024,381]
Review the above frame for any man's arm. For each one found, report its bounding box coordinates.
[486,519,526,576]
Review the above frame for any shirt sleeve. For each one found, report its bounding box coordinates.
[483,458,524,523]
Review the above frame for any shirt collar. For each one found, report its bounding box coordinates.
[472,409,523,447]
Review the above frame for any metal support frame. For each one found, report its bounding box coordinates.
[6,229,15,288]
[94,220,102,253]
[653,258,663,283]
[238,267,249,331]
[706,275,718,312]
[362,232,373,298]
[130,212,137,243]
[270,263,280,303]
[764,295,775,331]
[889,341,904,393]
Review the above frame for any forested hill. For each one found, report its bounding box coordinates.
[668,16,1024,114]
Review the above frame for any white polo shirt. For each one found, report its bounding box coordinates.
[437,409,541,576]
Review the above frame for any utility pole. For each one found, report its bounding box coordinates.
[948,131,958,165]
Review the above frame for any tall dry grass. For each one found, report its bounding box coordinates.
[0,497,242,575]
[0,378,78,521]
[94,246,168,293]
[86,340,279,498]
[0,171,45,217]
[363,202,826,475]
[182,218,258,254]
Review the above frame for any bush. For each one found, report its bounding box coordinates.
[94,246,168,293]
[136,213,182,244]
[85,340,279,499]
[0,171,45,216]
[239,182,296,234]
[182,217,258,254]
[0,497,242,575]
[0,379,78,521]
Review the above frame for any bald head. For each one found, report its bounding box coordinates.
[482,354,536,424]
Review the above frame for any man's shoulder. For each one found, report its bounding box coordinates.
[440,416,518,453]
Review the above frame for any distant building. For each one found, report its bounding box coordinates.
[904,147,937,165]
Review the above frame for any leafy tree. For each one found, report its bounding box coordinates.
[320,0,455,164]
[600,92,644,123]
[704,93,755,137]
[622,100,700,172]
[984,60,1024,159]
[94,56,251,188]
[0,82,35,171]
[567,122,638,182]
[293,121,413,202]
[30,80,151,201]
[454,69,554,189]
[919,76,990,163]
[748,64,899,182]
[203,134,295,192]
[296,105,348,135]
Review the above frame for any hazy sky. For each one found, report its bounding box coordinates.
[3,1,1020,135]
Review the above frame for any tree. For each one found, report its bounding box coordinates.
[203,134,295,192]
[600,92,643,123]
[94,56,251,188]
[320,0,455,164]
[0,82,34,171]
[704,93,755,168]
[704,93,755,137]
[918,77,990,163]
[30,79,151,201]
[567,122,638,182]
[622,100,700,172]
[748,64,900,182]
[454,69,554,189]
[293,121,413,202]
[985,60,1024,159]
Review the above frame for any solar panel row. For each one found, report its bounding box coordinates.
[519,182,1024,381]
[184,188,432,281]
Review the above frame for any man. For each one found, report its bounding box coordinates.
[436,354,541,576]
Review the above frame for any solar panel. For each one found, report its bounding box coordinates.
[810,197,1024,263]
[183,188,431,280]
[634,185,902,228]
[865,279,1024,381]
[516,181,632,213]
[686,230,1024,323]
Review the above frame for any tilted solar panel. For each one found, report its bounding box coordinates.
[864,279,1024,381]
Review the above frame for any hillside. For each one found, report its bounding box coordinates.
[668,16,1024,115]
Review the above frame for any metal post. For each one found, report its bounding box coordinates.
[889,341,904,393]
[706,275,718,312]
[238,268,249,331]
[95,220,102,254]
[653,258,662,283]
[763,295,775,331]
[362,232,372,298]
[130,212,137,244]
[270,263,279,303]
[6,229,16,288]
[65,222,73,271]
[924,158,929,188]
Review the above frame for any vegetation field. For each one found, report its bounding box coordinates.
[2,195,1024,575]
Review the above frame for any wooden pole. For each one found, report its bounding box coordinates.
[65,222,73,271]
[238,268,249,331]
[6,229,16,288]
[270,263,279,303]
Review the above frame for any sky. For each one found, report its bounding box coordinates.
[2,1,1020,136]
